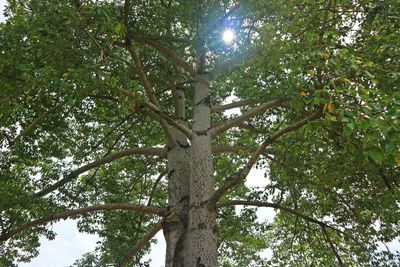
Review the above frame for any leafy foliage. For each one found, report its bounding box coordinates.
[1,0,399,266]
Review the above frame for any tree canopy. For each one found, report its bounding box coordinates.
[0,0,399,266]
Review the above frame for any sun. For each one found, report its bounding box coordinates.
[222,29,235,44]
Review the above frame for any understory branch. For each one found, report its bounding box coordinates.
[35,147,167,197]
[0,203,165,242]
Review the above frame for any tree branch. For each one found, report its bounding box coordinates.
[143,101,194,139]
[119,88,193,138]
[124,44,159,106]
[117,220,163,267]
[211,99,264,113]
[9,101,65,147]
[268,108,322,140]
[210,56,244,78]
[209,109,323,205]
[35,147,167,197]
[147,169,168,206]
[212,144,255,155]
[322,226,344,267]
[0,203,165,242]
[141,38,197,77]
[211,99,284,138]
[209,140,270,207]
[217,200,350,241]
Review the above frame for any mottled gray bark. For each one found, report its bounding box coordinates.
[183,74,217,267]
[165,74,217,267]
[164,81,191,267]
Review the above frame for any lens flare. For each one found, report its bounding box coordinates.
[222,29,235,44]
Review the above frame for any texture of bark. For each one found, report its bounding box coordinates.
[164,74,217,267]
[184,74,217,267]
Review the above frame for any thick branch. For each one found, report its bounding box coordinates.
[211,99,264,113]
[210,109,323,205]
[209,140,270,206]
[144,101,193,139]
[211,98,284,138]
[141,38,197,77]
[125,44,159,106]
[117,220,163,267]
[35,147,167,197]
[0,203,165,242]
[9,101,64,146]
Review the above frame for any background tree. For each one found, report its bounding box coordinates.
[1,0,399,266]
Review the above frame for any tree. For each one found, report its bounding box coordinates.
[1,0,399,266]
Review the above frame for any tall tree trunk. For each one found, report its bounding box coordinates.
[164,83,191,266]
[184,74,217,266]
[164,74,217,266]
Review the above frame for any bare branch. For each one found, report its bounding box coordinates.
[84,29,105,60]
[236,123,264,134]
[119,84,176,146]
[117,220,163,267]
[124,0,130,27]
[125,44,159,105]
[211,99,264,113]
[209,109,323,205]
[0,203,165,242]
[35,147,167,197]
[211,99,284,138]
[9,101,64,147]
